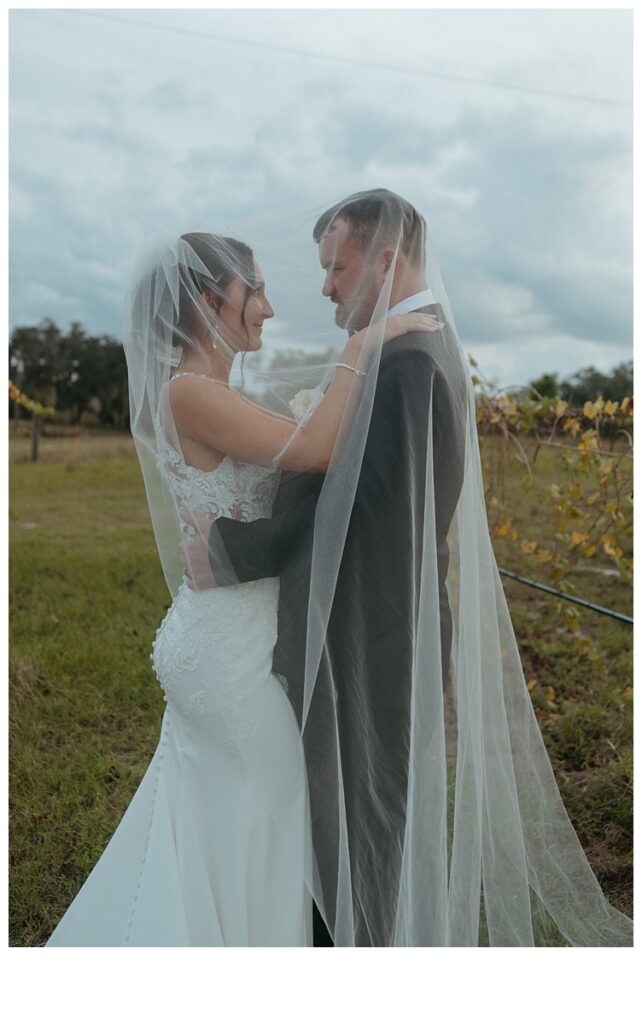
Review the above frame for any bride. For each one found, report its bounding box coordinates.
[45,229,438,946]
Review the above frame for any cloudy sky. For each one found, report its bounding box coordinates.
[9,6,632,387]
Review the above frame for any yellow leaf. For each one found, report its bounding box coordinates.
[526,679,538,692]
[602,537,619,557]
[554,399,568,417]
[568,483,582,502]
[521,540,537,555]
[571,531,589,546]
[622,687,633,702]
[604,400,619,416]
[585,545,597,557]
[546,686,556,702]
[578,432,599,451]
[467,353,478,368]
[583,401,597,419]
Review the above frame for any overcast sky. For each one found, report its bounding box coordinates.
[9,7,632,387]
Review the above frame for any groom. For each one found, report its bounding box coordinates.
[181,189,466,945]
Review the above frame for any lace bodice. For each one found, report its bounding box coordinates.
[155,373,281,527]
[150,373,284,730]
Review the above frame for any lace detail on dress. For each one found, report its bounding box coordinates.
[155,432,280,528]
[149,380,282,762]
[154,372,282,528]
[151,589,200,701]
[183,677,263,742]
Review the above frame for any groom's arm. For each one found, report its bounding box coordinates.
[209,477,322,585]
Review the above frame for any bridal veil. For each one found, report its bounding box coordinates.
[124,189,632,946]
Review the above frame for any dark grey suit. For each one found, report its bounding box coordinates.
[209,306,467,944]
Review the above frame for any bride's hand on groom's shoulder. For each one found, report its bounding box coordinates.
[179,511,219,591]
[383,312,445,343]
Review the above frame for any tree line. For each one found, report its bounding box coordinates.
[8,318,633,429]
[527,364,633,406]
[9,320,128,428]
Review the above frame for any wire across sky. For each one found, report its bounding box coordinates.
[71,9,631,109]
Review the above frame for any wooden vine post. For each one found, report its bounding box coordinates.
[30,412,41,463]
[8,380,55,464]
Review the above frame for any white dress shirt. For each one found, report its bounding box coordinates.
[386,288,436,318]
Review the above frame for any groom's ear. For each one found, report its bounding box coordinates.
[375,245,397,288]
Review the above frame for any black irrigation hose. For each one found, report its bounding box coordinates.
[498,568,633,625]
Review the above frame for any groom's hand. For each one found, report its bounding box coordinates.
[179,511,219,590]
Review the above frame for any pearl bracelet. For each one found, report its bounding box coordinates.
[336,362,367,378]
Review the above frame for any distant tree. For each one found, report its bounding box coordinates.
[609,360,635,402]
[235,345,342,412]
[528,372,559,399]
[559,360,633,406]
[52,323,97,424]
[94,339,129,428]
[9,320,62,408]
[266,345,340,371]
[9,319,129,426]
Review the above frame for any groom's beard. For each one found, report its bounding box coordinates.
[335,274,379,334]
[338,299,378,334]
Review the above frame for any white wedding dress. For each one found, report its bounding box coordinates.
[47,408,313,946]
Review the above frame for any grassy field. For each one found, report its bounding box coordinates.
[9,433,633,945]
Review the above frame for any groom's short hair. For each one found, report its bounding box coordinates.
[313,188,426,270]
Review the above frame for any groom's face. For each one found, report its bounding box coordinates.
[318,218,379,332]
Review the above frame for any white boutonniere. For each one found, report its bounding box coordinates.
[288,387,324,425]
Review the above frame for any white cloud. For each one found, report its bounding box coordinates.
[8,7,632,387]
[471,331,632,390]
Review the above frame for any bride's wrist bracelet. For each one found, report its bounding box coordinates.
[336,362,367,378]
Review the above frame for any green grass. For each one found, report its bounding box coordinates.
[9,434,632,945]
[10,452,170,946]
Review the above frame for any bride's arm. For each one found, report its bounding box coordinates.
[169,313,437,473]
[169,334,362,473]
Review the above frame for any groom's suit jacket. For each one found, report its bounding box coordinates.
[208,306,467,943]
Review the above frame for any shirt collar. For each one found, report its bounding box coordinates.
[386,288,436,318]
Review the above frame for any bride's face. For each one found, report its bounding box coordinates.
[217,260,274,353]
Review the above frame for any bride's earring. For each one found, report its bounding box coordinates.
[204,293,220,351]
[211,314,219,351]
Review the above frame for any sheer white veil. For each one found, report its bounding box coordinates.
[123,191,632,946]
[125,233,267,594]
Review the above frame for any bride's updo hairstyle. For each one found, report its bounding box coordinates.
[128,232,257,369]
[173,232,257,354]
